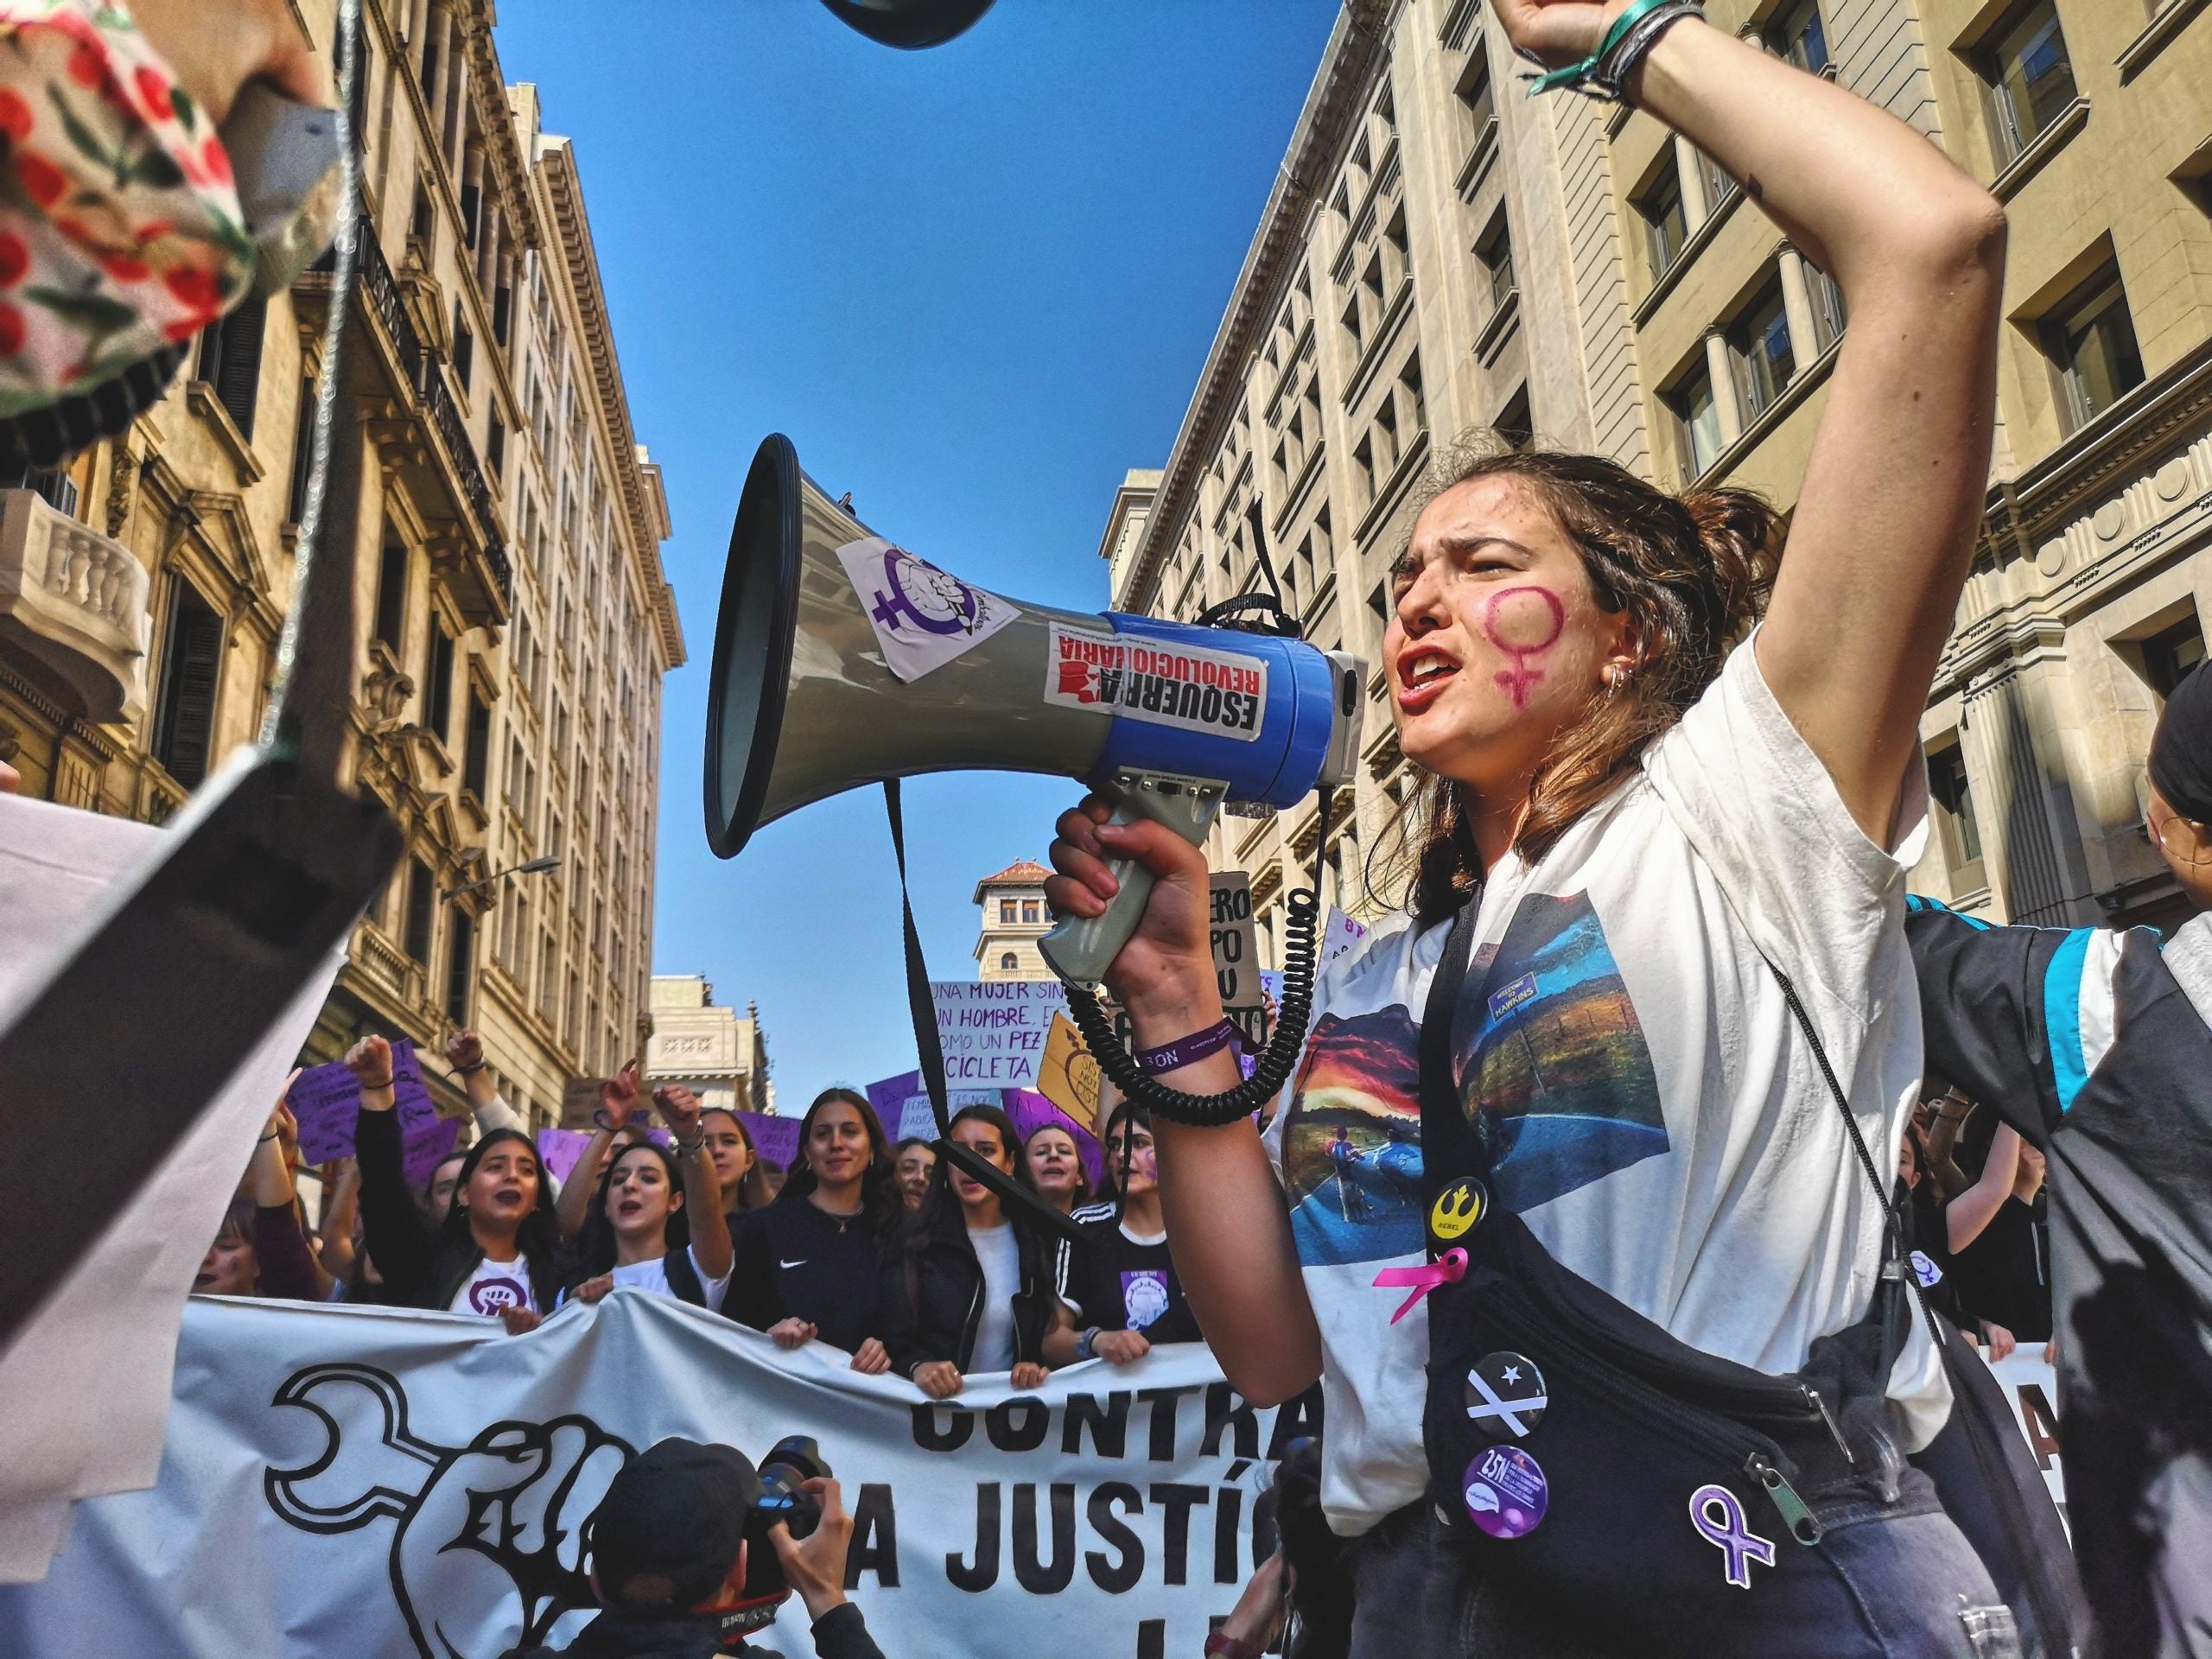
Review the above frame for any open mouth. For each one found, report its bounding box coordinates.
[493,1186,524,1207]
[616,1199,644,1219]
[1395,650,1459,710]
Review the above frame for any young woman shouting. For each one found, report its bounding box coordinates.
[566,1082,734,1312]
[1046,1,2008,1649]
[350,1033,569,1332]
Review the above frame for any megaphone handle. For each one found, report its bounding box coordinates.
[1039,770,1226,987]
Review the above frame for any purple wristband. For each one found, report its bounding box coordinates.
[1136,1018,1241,1076]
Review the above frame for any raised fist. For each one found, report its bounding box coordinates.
[346,1034,394,1090]
[444,1030,485,1072]
[653,1083,702,1136]
[598,1060,641,1128]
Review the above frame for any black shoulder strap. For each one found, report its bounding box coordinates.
[1418,905,1482,1219]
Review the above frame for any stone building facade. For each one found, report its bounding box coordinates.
[645,976,772,1117]
[975,858,1056,981]
[1110,0,2212,957]
[0,0,681,1125]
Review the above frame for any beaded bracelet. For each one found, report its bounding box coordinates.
[1525,0,1704,104]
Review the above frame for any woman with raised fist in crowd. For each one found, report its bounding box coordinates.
[563,1076,735,1312]
[195,1081,325,1301]
[884,1104,1055,1399]
[726,1088,901,1374]
[1046,0,2017,1647]
[349,1033,569,1332]
[554,1059,658,1242]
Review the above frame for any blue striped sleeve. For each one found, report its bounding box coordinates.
[2043,928,2098,1114]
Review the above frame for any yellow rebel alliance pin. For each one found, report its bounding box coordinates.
[1429,1177,1488,1245]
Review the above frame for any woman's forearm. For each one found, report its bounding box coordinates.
[1630,19,1999,289]
[1947,1124,2022,1254]
[555,1129,614,1241]
[683,1142,733,1280]
[1154,1109,1319,1404]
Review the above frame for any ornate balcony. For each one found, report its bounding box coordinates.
[0,486,147,724]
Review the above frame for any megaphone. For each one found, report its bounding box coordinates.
[705,435,1363,984]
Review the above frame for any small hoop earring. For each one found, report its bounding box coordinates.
[1604,670,1627,700]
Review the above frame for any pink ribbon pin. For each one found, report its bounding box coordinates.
[1372,1248,1469,1325]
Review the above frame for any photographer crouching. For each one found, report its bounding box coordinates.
[503,1438,885,1659]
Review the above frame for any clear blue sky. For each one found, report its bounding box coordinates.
[493,1,1339,1109]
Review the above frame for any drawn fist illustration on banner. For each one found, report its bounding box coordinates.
[264,1363,633,1658]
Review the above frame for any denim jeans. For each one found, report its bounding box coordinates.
[1341,1471,2023,1659]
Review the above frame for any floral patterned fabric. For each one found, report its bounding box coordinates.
[0,0,248,416]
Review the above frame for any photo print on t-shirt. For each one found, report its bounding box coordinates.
[1456,892,1667,1211]
[1281,1004,1427,1266]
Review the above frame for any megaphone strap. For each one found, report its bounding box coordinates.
[882,779,1092,1251]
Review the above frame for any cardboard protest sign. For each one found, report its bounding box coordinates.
[1034,1011,1100,1132]
[559,1077,602,1132]
[930,982,1063,1087]
[288,1039,456,1187]
[1211,871,1266,1050]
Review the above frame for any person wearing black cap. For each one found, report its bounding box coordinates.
[502,1437,884,1659]
[1906,659,2212,1658]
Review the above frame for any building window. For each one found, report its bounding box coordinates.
[1806,258,1847,352]
[1728,277,1796,420]
[1981,1,2075,163]
[1401,354,1427,434]
[1022,900,1039,923]
[425,622,454,742]
[462,690,490,798]
[1478,211,1515,309]
[1000,899,1015,923]
[1001,952,1018,973]
[2142,613,2206,700]
[1695,149,1738,216]
[1637,159,1688,280]
[1454,48,1494,137]
[287,375,316,523]
[1351,434,1376,509]
[17,464,77,515]
[445,909,474,1023]
[373,539,407,652]
[487,412,505,482]
[410,179,434,246]
[1928,744,1985,892]
[2046,268,2145,430]
[452,306,474,391]
[1496,385,1533,450]
[1765,0,1828,75]
[1667,363,1724,477]
[151,579,223,789]
[404,856,436,965]
[196,294,265,441]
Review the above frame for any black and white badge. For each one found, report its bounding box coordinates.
[1464,1351,1547,1440]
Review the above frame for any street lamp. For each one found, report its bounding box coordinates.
[443,854,558,903]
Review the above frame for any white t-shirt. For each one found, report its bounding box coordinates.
[1263,633,1945,1536]
[967,1222,1020,1372]
[450,1255,537,1319]
[604,1246,733,1313]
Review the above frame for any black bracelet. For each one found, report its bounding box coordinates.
[257,1131,281,1144]
[672,1130,706,1155]
[359,1075,394,1090]
[454,1059,485,1075]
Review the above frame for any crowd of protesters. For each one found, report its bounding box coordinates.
[195,1027,1206,1398]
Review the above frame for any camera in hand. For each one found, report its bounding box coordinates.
[739,1436,832,1603]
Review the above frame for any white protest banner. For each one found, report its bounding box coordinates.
[0,1296,1309,1659]
[931,980,1067,1087]
[1982,1348,2067,1525]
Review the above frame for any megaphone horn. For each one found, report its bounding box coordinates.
[705,435,1364,984]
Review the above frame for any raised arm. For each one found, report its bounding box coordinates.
[1945,1122,2022,1255]
[346,1034,439,1300]
[556,1063,641,1243]
[446,1029,525,1137]
[1502,0,2005,839]
[657,1085,732,1282]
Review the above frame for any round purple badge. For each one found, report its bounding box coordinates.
[1462,1445,1548,1539]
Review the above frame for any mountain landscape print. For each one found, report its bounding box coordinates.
[1456,891,1667,1211]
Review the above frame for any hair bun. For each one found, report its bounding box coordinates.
[1675,487,1781,637]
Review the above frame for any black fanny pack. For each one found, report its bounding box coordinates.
[1405,904,1929,1649]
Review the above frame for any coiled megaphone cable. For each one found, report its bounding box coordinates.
[1061,787,1332,1128]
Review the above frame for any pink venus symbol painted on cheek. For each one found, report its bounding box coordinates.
[1484,586,1566,709]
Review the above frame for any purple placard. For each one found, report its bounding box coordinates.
[864,1071,919,1131]
[1003,1087,1104,1192]
[536,1128,594,1188]
[737,1110,802,1168]
[289,1039,460,1189]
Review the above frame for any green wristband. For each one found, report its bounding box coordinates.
[1526,0,1681,95]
